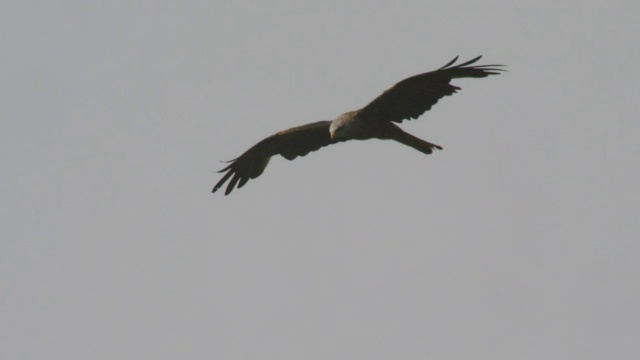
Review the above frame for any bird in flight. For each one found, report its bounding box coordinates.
[213,56,504,195]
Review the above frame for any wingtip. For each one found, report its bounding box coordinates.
[439,56,459,70]
[455,55,483,68]
[439,55,487,70]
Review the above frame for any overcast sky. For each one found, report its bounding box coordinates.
[2,1,639,359]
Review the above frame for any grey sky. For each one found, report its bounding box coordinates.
[2,1,639,359]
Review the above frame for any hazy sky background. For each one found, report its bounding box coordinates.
[2,1,639,359]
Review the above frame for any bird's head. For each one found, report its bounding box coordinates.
[329,112,356,141]
[329,122,341,141]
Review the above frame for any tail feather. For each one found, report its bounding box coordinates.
[394,130,442,155]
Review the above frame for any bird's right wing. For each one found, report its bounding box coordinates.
[213,120,347,195]
[357,56,505,124]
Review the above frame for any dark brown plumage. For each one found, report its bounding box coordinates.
[213,56,504,195]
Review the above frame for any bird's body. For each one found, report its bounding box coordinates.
[213,56,504,195]
[330,111,442,153]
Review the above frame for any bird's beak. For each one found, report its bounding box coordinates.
[330,131,334,141]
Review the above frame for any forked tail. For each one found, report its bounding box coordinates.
[393,128,442,154]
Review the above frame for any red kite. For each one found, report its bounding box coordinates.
[213,56,504,195]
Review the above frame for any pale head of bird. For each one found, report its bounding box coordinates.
[329,111,358,141]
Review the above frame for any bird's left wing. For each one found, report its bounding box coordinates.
[213,120,346,195]
[357,56,504,124]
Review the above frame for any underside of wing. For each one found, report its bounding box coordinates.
[357,56,505,124]
[213,120,346,195]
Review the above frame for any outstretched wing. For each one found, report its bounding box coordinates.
[357,56,505,124]
[213,121,347,195]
